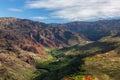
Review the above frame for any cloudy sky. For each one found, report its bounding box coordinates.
[0,0,120,23]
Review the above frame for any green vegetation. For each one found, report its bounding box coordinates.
[1,18,120,80]
[33,37,120,80]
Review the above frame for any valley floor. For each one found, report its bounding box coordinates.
[31,37,120,80]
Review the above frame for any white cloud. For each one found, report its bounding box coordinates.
[26,0,120,21]
[32,16,47,20]
[8,8,23,12]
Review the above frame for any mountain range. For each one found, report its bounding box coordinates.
[0,17,120,80]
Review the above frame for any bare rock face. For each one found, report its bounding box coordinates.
[29,27,85,48]
[0,18,86,50]
[20,39,46,55]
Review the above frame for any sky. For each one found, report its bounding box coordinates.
[0,0,120,23]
